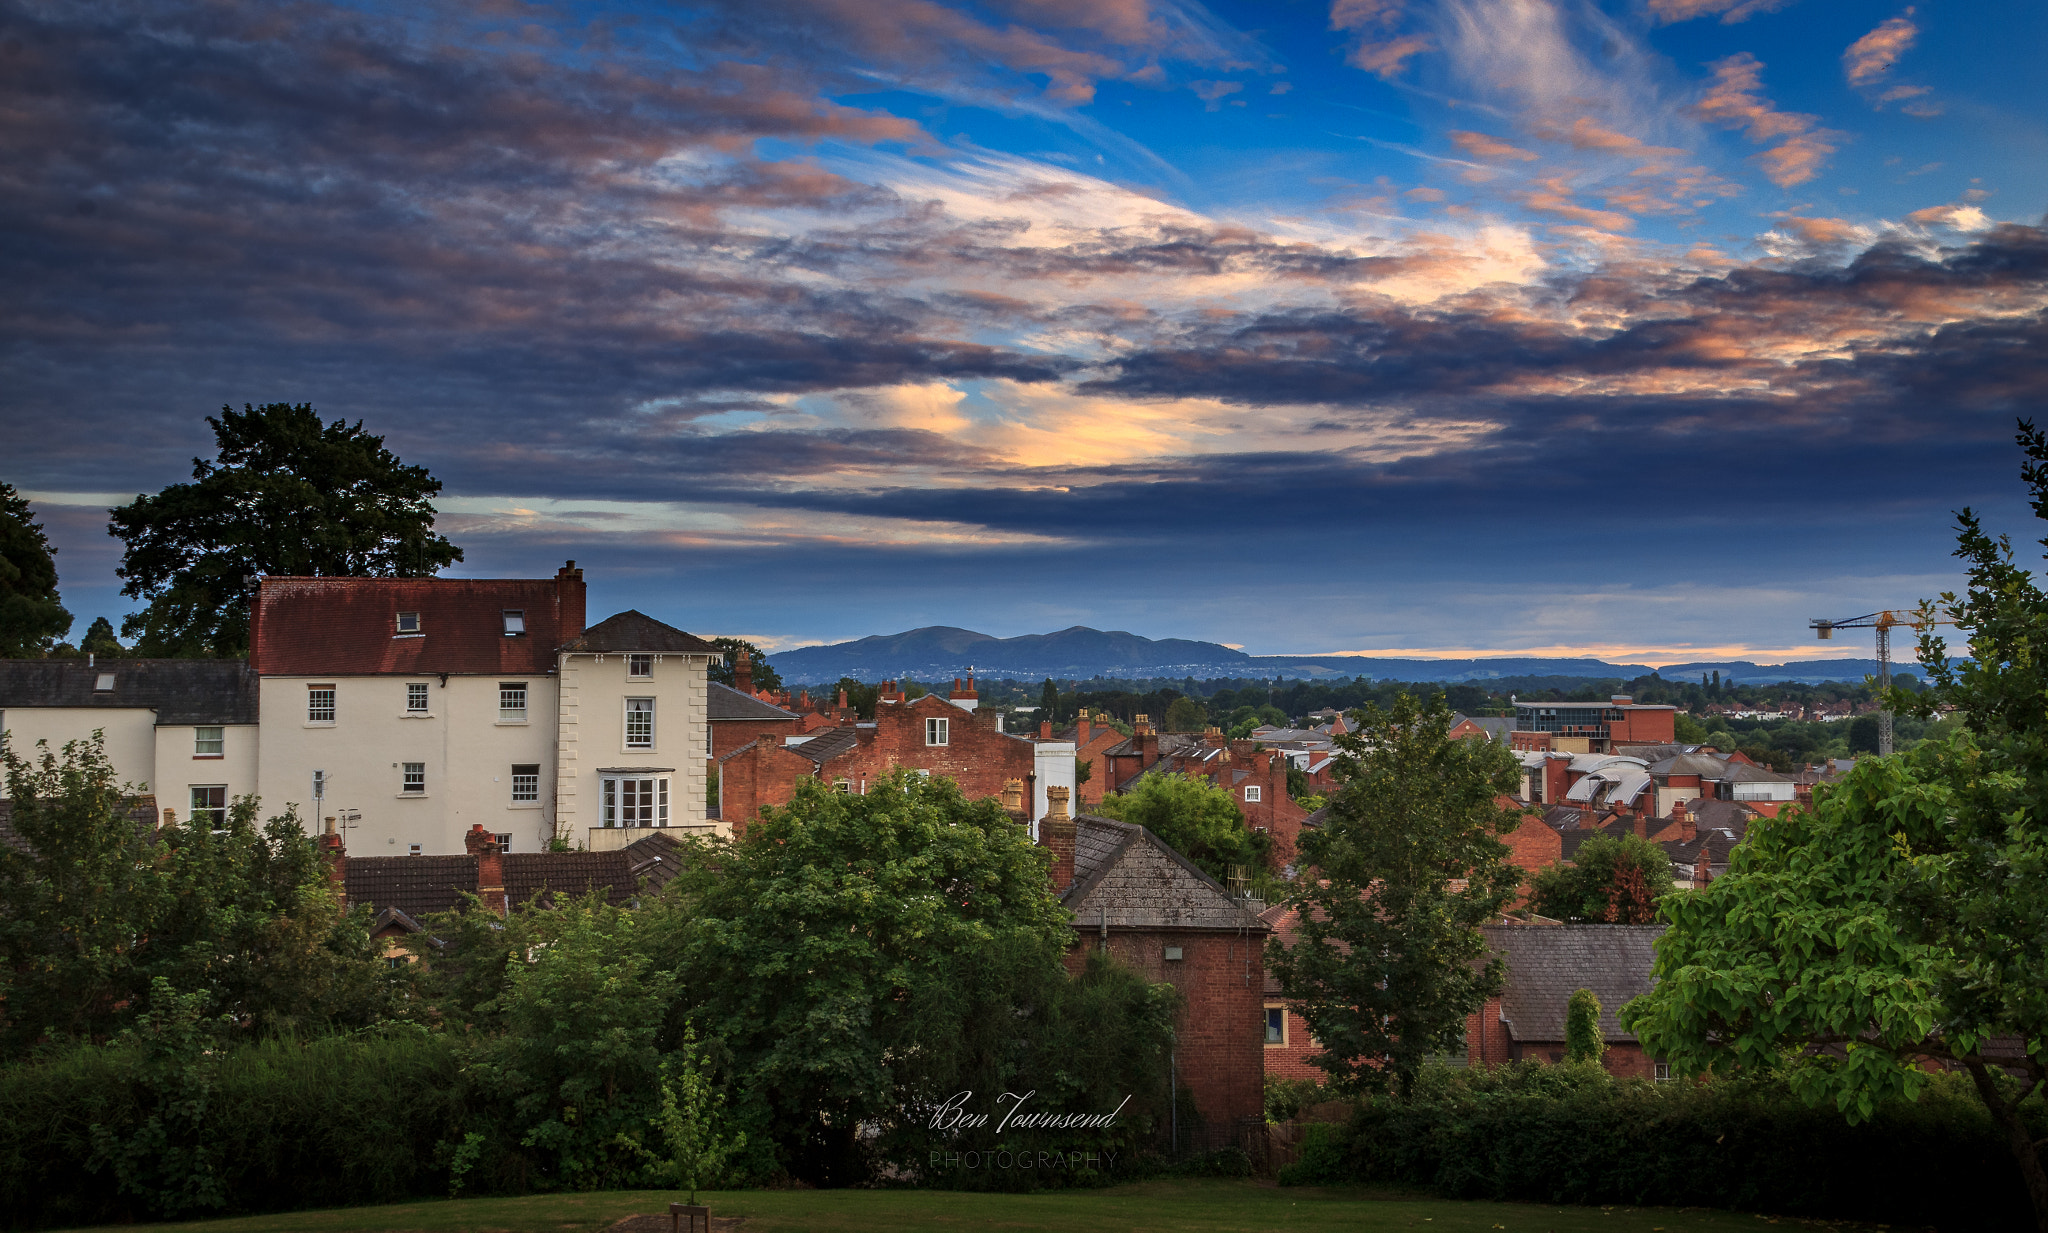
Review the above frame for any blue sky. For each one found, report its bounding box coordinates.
[4,0,2045,665]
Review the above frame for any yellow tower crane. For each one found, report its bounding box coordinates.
[1808,609,1953,756]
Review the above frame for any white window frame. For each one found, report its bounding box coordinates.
[511,764,540,803]
[926,716,950,746]
[307,685,336,724]
[406,682,429,714]
[494,832,514,850]
[402,762,426,794]
[627,653,653,679]
[189,785,227,827]
[625,698,655,749]
[395,611,420,634]
[94,672,116,692]
[600,775,669,828]
[193,726,223,757]
[1245,785,1262,802]
[499,682,528,723]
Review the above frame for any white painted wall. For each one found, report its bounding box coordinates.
[152,723,260,821]
[1,706,159,793]
[556,651,714,843]
[1031,738,1076,840]
[256,674,557,854]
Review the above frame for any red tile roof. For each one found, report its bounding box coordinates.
[250,568,585,676]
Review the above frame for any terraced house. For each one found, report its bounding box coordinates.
[0,564,725,855]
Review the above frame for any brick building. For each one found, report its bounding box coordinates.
[1510,696,1676,753]
[1465,923,1664,1078]
[1059,710,1130,812]
[1043,795,1269,1139]
[707,682,802,766]
[717,690,1075,835]
[1096,718,1316,869]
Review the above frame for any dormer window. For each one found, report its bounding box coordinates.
[395,611,420,634]
[502,610,526,636]
[94,673,115,692]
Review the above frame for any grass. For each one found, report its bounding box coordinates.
[54,1180,1903,1233]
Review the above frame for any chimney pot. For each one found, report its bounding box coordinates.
[1042,786,1076,894]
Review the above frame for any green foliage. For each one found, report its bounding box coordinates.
[1563,990,1603,1064]
[1039,678,1060,721]
[0,1030,465,1229]
[78,616,124,657]
[0,734,401,1060]
[655,1027,746,1203]
[1269,692,1523,1097]
[1091,772,1269,883]
[1623,421,2048,1225]
[1526,833,1675,924]
[1275,1061,2040,1229]
[108,403,461,657]
[1263,1075,1325,1124]
[706,637,781,694]
[675,771,1078,1184]
[1161,696,1206,732]
[1846,713,1880,753]
[467,900,676,1191]
[0,483,71,657]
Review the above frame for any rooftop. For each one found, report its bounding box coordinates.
[564,609,719,655]
[0,658,258,724]
[251,574,579,676]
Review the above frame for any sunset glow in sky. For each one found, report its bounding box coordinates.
[4,0,2046,662]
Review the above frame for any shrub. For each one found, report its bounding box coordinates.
[1277,1061,2040,1228]
[1563,989,1603,1064]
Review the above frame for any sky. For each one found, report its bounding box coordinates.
[3,0,2046,666]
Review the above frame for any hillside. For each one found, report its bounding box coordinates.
[767,627,1896,686]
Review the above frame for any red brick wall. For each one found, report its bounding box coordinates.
[711,717,799,764]
[1610,709,1676,744]
[718,739,819,833]
[1263,1004,1323,1082]
[1066,930,1266,1130]
[826,696,1032,801]
[1073,725,1125,811]
[1465,996,1514,1067]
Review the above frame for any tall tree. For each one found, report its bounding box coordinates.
[79,616,125,658]
[1622,421,2048,1231]
[1527,832,1675,923]
[0,482,72,657]
[108,404,461,657]
[1269,691,1524,1097]
[705,636,782,694]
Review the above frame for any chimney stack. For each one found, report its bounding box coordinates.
[948,674,980,713]
[1673,798,1696,843]
[465,824,507,916]
[555,560,586,640]
[1077,710,1093,747]
[1042,785,1075,893]
[320,817,346,897]
[1040,719,1054,739]
[735,649,753,696]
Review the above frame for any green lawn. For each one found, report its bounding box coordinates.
[56,1181,1893,1233]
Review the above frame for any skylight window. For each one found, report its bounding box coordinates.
[396,611,420,634]
[94,673,115,691]
[502,610,525,636]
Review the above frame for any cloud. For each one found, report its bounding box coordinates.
[1450,130,1540,162]
[1330,0,1432,79]
[1694,53,1841,187]
[1906,203,1991,231]
[1844,14,1918,87]
[1190,79,1245,109]
[1645,0,1792,24]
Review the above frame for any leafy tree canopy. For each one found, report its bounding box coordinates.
[1093,770,1268,884]
[1161,695,1208,732]
[109,403,461,657]
[672,772,1079,1184]
[1269,691,1524,1097]
[0,482,72,657]
[0,734,402,1059]
[1527,832,1675,923]
[1621,421,2048,1228]
[706,636,782,694]
[80,616,125,657]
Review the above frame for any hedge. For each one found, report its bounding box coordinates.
[0,1031,467,1229]
[1279,1061,2042,1231]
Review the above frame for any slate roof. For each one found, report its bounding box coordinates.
[782,725,861,766]
[1484,923,1664,1044]
[0,658,258,724]
[251,577,573,676]
[1062,814,1266,932]
[565,610,720,655]
[344,832,684,917]
[0,794,159,853]
[1452,714,1515,742]
[707,681,801,722]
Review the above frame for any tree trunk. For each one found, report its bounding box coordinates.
[1964,1058,2048,1233]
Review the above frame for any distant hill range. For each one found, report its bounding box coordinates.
[765,626,1899,687]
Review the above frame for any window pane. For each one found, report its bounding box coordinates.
[626,698,654,748]
[500,683,528,721]
[603,778,617,826]
[407,682,428,712]
[502,610,525,635]
[190,786,226,826]
[512,764,540,802]
[403,763,425,793]
[194,726,223,755]
[308,687,335,723]
[628,654,652,678]
[396,611,420,633]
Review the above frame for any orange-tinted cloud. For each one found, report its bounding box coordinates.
[1450,130,1539,163]
[1844,14,1918,87]
[1694,53,1841,187]
[1330,0,1430,79]
[1646,0,1792,24]
[1775,216,1864,244]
